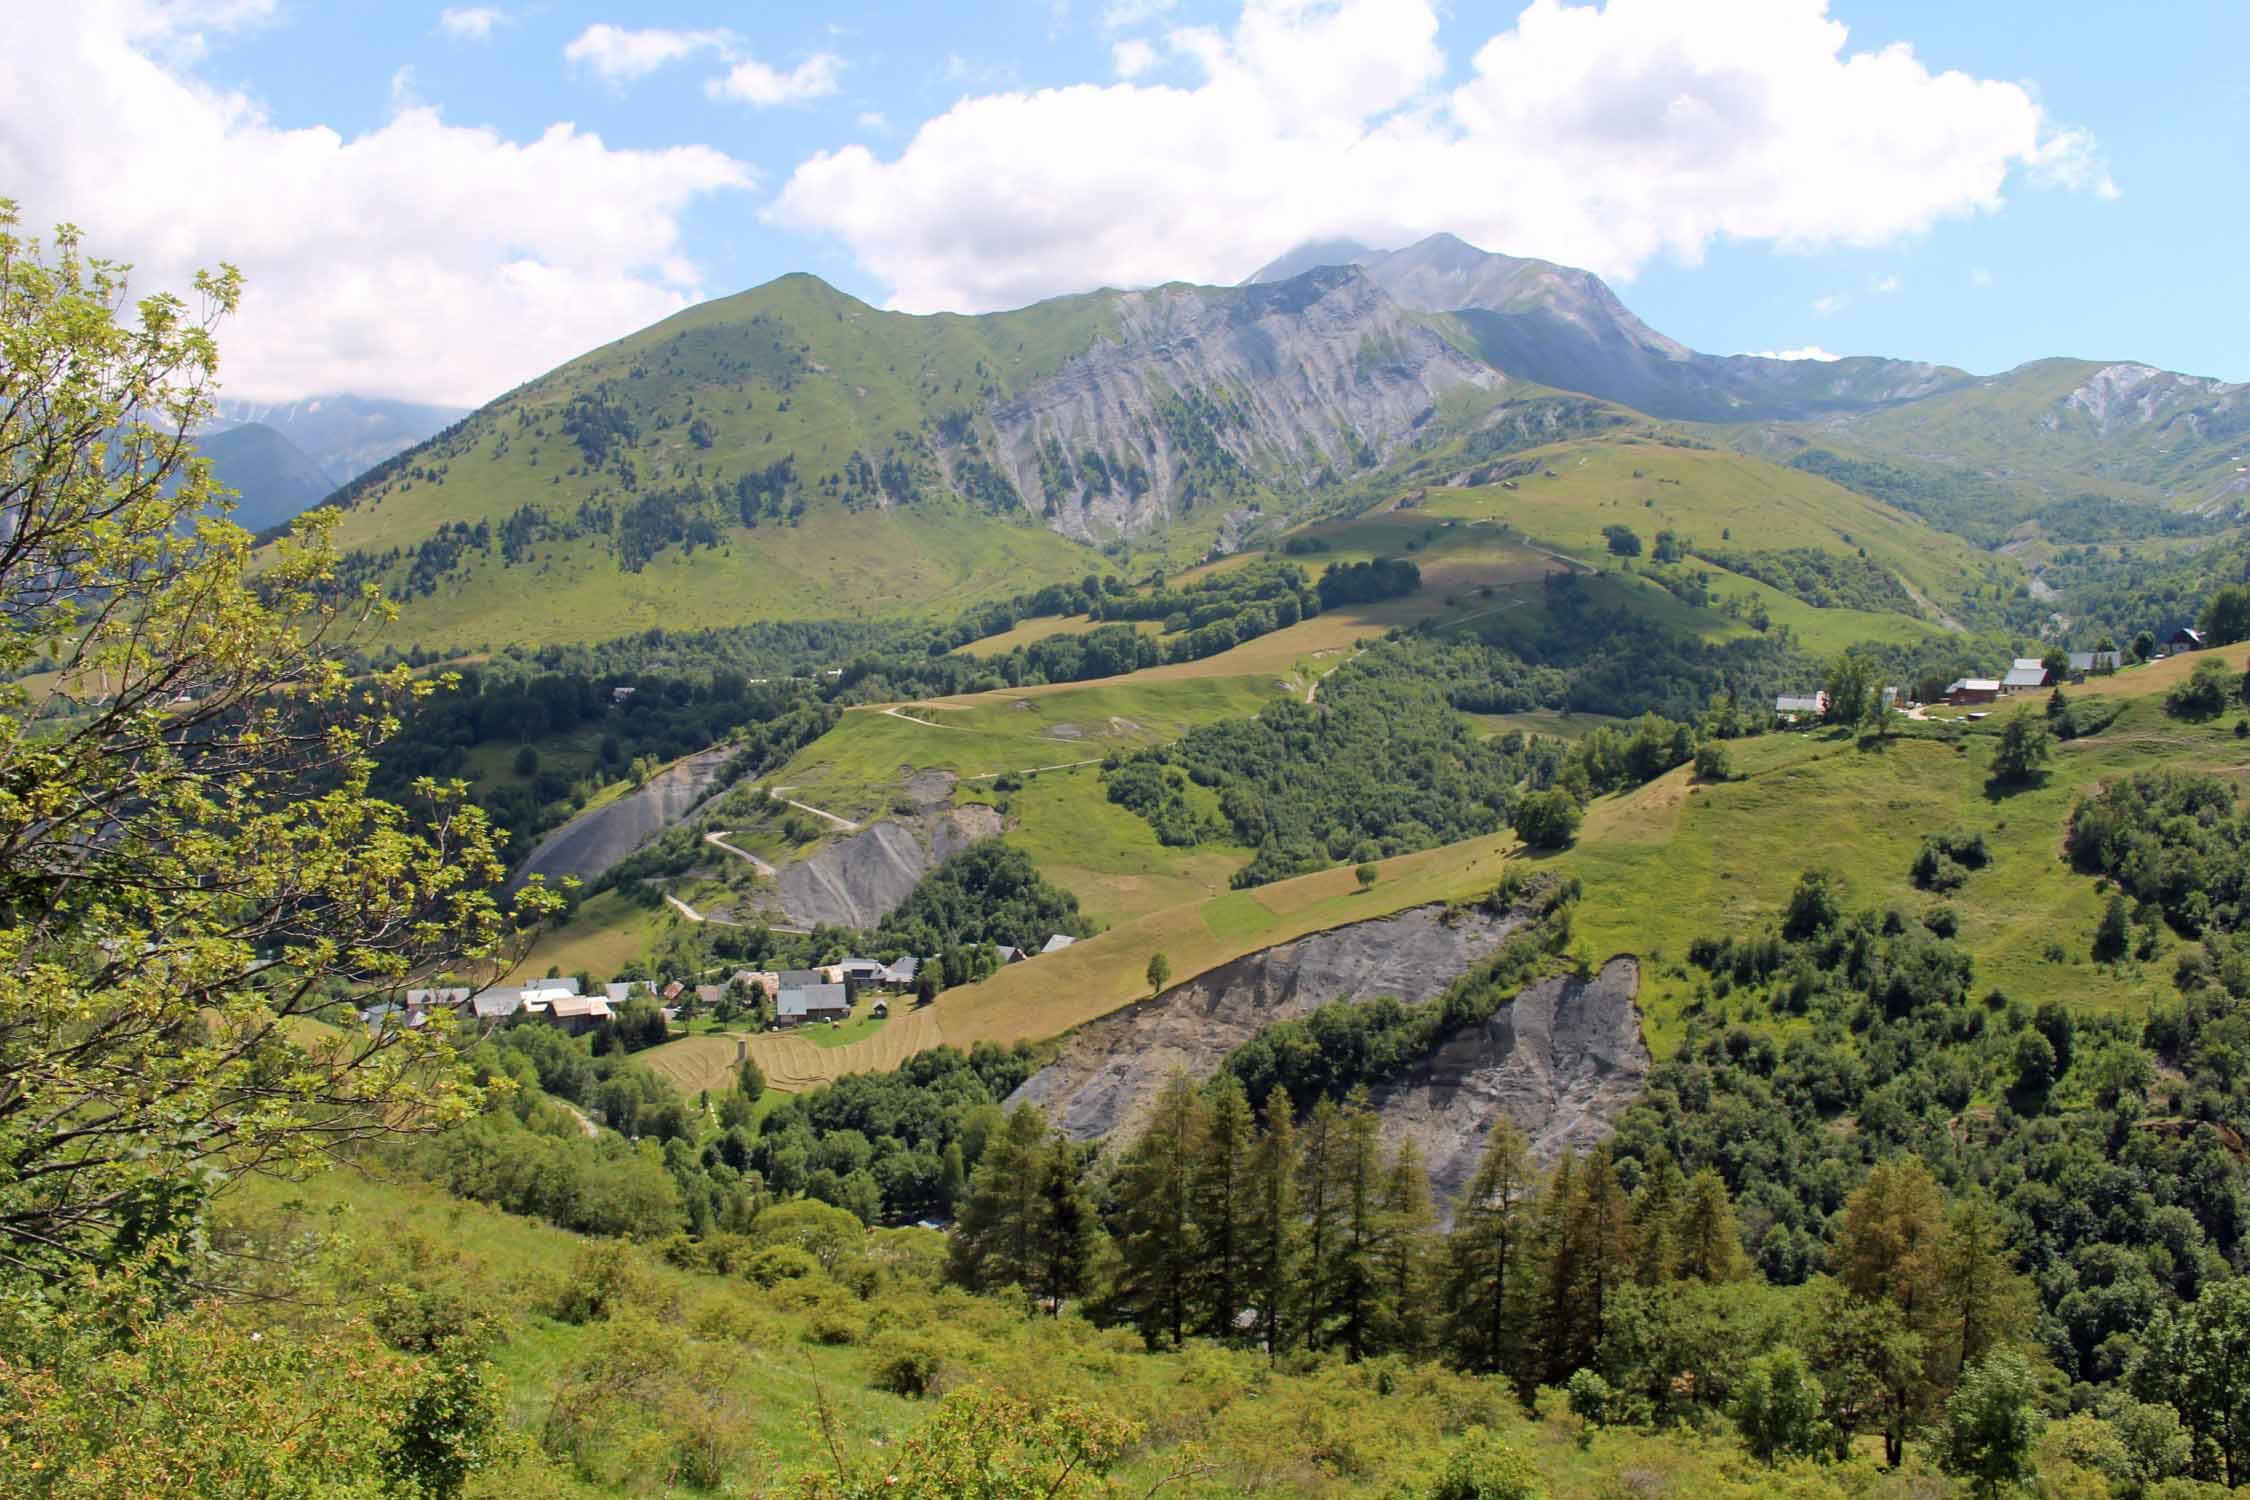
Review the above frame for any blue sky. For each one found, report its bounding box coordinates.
[5,0,2240,405]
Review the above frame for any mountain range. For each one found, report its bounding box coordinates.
[237,233,2245,648]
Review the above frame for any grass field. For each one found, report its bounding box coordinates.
[641,1004,947,1097]
[954,612,1163,658]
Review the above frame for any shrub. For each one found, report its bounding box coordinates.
[2166,658,2232,721]
[1424,1428,1543,1500]
[868,1337,948,1398]
[545,1241,672,1325]
[1692,742,1733,782]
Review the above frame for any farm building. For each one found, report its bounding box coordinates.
[1041,934,1078,955]
[1774,692,1827,719]
[2001,660,2051,693]
[1946,679,2003,705]
[2169,627,2207,653]
[2069,650,2122,675]
[776,983,850,1027]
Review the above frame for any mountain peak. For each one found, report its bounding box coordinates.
[1242,237,1378,285]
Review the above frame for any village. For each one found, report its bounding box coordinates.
[1773,626,2207,721]
[366,933,1083,1038]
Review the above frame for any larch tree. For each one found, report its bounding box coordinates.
[1445,1118,1536,1379]
[1241,1088,1300,1358]
[1114,1072,1205,1348]
[1188,1071,1254,1340]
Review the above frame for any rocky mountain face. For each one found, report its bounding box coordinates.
[977,266,1503,540]
[1250,233,1966,422]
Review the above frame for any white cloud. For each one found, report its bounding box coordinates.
[1873,272,1900,293]
[857,110,889,131]
[3,0,753,406]
[708,51,842,106]
[1812,295,1843,315]
[1747,345,1842,361]
[1112,38,1160,78]
[438,6,502,41]
[563,23,729,81]
[777,0,2113,315]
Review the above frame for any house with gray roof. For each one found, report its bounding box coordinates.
[1041,934,1077,955]
[775,982,850,1026]
[2068,650,2122,675]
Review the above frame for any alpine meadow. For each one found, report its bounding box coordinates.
[9,4,2250,1497]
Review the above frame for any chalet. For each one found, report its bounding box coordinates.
[837,957,887,985]
[603,980,653,1005]
[994,946,1027,966]
[694,984,727,1010]
[775,983,850,1027]
[2001,659,2051,694]
[880,956,921,989]
[542,992,613,1035]
[1946,678,2003,705]
[2170,627,2208,653]
[1774,692,1827,719]
[2069,650,2122,675]
[774,968,828,991]
[1041,934,1077,956]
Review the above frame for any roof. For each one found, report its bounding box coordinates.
[545,994,612,1020]
[776,983,850,1018]
[2011,658,2046,672]
[775,968,827,989]
[1041,934,1077,955]
[2002,667,2048,688]
[838,957,885,974]
[695,985,726,1006]
[2172,627,2207,645]
[468,986,526,1018]
[405,987,471,1009]
[882,956,920,983]
[1950,678,2003,693]
[995,946,1025,964]
[603,981,647,1003]
[2069,651,2121,671]
[1775,695,1824,714]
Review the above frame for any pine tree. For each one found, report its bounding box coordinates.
[1940,1195,2028,1384]
[1446,1118,1536,1379]
[1629,1149,1685,1285]
[1115,1072,1207,1348]
[1034,1132,1096,1316]
[1555,1145,1634,1374]
[1833,1155,1950,1467]
[1376,1136,1436,1358]
[1329,1091,1387,1361]
[1189,1073,1255,1340]
[1535,1150,1581,1387]
[950,1104,1052,1300]
[1243,1090,1300,1358]
[1675,1169,1749,1283]
[1294,1095,1347,1352]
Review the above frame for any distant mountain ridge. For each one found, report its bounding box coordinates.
[205,394,470,483]
[195,421,336,533]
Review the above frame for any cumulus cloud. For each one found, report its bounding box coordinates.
[563,23,729,80]
[1112,38,1160,77]
[438,6,502,41]
[777,0,2113,314]
[1747,346,1843,361]
[708,51,841,105]
[3,0,753,406]
[1873,272,1901,293]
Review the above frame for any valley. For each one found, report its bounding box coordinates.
[17,193,2250,1500]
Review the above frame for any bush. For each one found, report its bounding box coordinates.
[868,1337,948,1398]
[1515,789,1582,851]
[1692,742,1733,782]
[545,1241,673,1325]
[2166,658,2233,721]
[1423,1428,1543,1500]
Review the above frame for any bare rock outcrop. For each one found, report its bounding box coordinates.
[510,745,733,889]
[1010,903,1527,1146]
[771,805,1004,931]
[1371,956,1647,1218]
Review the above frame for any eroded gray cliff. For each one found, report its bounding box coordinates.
[1371,956,1647,1217]
[1010,903,1527,1146]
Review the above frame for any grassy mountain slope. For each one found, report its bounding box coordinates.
[320,268,1512,650]
[1749,357,2250,515]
